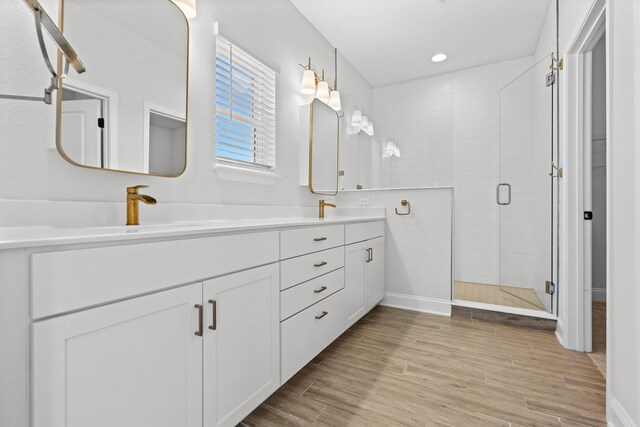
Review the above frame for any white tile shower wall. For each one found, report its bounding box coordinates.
[365,57,535,287]
[0,0,372,212]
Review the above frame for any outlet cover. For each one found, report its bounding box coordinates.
[358,198,370,206]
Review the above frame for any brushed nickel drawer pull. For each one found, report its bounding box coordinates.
[315,311,328,320]
[314,261,328,267]
[208,299,217,331]
[194,304,203,337]
[314,286,328,294]
[314,237,328,242]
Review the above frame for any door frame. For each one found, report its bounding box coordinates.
[62,78,119,169]
[564,0,606,353]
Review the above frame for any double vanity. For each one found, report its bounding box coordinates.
[0,216,385,427]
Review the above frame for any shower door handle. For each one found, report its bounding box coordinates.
[497,183,512,206]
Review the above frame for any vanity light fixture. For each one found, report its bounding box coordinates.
[171,0,197,19]
[0,0,85,104]
[298,48,342,111]
[431,53,448,63]
[384,141,400,158]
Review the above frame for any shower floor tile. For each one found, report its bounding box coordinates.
[454,281,546,311]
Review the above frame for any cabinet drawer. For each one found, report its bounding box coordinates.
[345,221,385,245]
[280,246,344,291]
[280,268,344,321]
[280,225,344,259]
[31,231,279,319]
[280,289,345,384]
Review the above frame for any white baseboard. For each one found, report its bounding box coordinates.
[593,288,607,302]
[555,317,565,347]
[380,292,451,317]
[609,398,636,427]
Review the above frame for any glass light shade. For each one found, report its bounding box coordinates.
[361,116,369,130]
[328,90,342,111]
[172,0,197,18]
[316,81,330,103]
[383,141,395,158]
[300,69,316,95]
[351,110,362,127]
[367,122,374,135]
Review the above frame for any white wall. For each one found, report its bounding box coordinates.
[607,0,639,422]
[0,0,371,212]
[339,188,453,316]
[591,35,607,301]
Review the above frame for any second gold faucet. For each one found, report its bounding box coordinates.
[126,185,157,226]
[319,199,336,219]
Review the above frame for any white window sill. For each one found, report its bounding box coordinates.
[213,162,282,185]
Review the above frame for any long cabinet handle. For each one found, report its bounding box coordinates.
[208,299,217,331]
[194,304,203,337]
[314,261,328,267]
[314,286,328,294]
[315,311,328,320]
[314,237,327,242]
[366,248,372,263]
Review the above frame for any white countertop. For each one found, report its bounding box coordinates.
[0,215,385,250]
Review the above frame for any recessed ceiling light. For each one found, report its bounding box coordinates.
[431,53,448,63]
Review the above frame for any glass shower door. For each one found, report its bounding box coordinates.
[497,54,555,313]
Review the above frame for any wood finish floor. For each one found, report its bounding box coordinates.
[454,281,546,311]
[241,306,605,427]
[588,301,606,378]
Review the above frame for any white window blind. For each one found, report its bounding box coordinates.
[215,36,277,169]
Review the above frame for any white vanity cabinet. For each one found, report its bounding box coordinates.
[33,283,204,427]
[0,218,385,427]
[203,264,280,427]
[344,222,385,329]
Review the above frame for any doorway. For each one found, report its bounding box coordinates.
[584,30,607,377]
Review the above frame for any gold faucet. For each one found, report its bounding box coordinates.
[126,185,157,226]
[319,199,336,219]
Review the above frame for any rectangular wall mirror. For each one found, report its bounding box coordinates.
[309,99,339,195]
[56,0,189,177]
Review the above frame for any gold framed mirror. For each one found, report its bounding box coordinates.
[55,0,189,177]
[308,98,340,195]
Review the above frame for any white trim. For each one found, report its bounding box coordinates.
[555,317,565,346]
[61,77,119,169]
[608,398,636,427]
[143,102,186,174]
[213,162,282,185]
[452,299,558,320]
[562,0,606,352]
[380,293,451,317]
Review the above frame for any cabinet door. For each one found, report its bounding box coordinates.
[32,284,203,427]
[203,264,280,427]
[366,237,385,310]
[344,241,368,329]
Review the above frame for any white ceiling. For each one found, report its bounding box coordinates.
[290,0,553,87]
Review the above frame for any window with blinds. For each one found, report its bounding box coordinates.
[215,36,277,169]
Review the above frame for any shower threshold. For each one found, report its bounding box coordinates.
[453,281,556,320]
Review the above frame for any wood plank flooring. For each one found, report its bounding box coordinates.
[240,306,606,427]
[588,301,606,378]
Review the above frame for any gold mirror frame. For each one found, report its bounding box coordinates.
[54,0,190,178]
[308,98,340,196]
